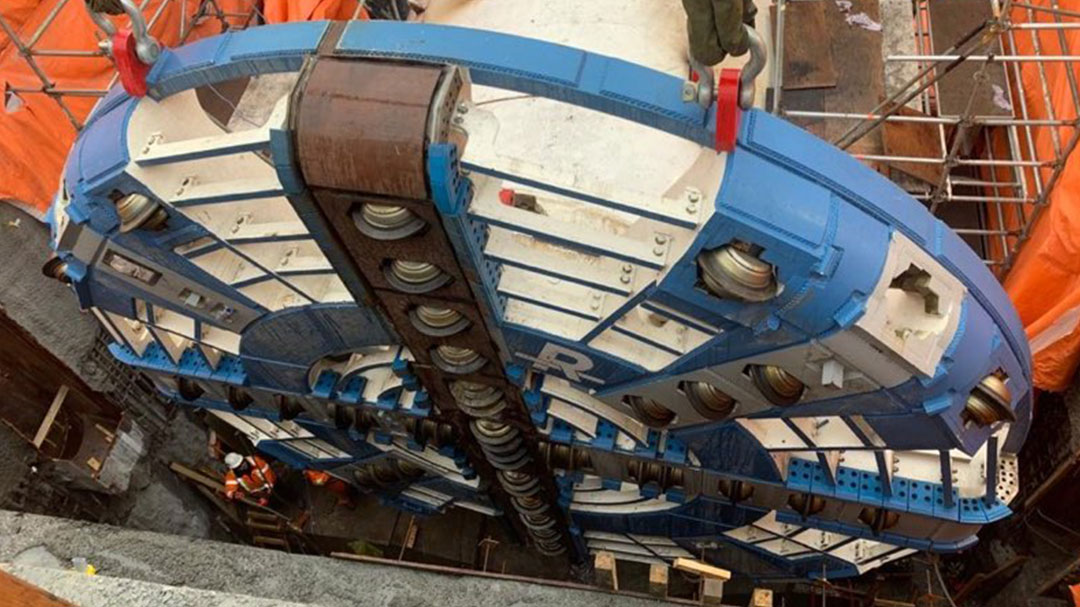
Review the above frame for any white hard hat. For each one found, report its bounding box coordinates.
[224,452,243,469]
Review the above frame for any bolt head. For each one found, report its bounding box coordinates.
[620,275,631,284]
[681,82,697,103]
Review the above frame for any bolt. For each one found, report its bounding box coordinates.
[457,103,469,114]
[686,189,701,203]
[655,234,667,245]
[453,116,464,125]
[622,264,633,273]
[653,245,665,256]
[620,275,631,284]
[686,204,698,214]
[681,82,697,103]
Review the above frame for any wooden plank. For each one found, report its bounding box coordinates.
[1035,554,1080,597]
[951,556,1026,603]
[647,563,668,598]
[169,461,226,492]
[0,310,121,450]
[594,551,618,590]
[702,577,725,606]
[773,1,838,90]
[0,567,75,607]
[168,461,291,520]
[673,557,732,581]
[1022,452,1080,512]
[825,0,886,155]
[752,588,775,607]
[779,0,886,154]
[253,535,288,547]
[882,105,947,185]
[31,385,67,450]
[928,0,1011,117]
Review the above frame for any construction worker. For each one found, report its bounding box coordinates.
[304,468,356,509]
[682,0,758,66]
[224,452,276,506]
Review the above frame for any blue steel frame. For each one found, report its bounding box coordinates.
[52,21,1033,579]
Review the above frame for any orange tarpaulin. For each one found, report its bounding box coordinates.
[263,0,367,22]
[0,0,367,218]
[1000,0,1080,391]
[0,0,256,218]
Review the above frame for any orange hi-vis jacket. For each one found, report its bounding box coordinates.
[304,469,331,486]
[224,455,276,500]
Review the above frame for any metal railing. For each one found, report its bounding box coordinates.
[773,0,1080,277]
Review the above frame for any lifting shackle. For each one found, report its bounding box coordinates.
[686,23,768,152]
[85,0,161,97]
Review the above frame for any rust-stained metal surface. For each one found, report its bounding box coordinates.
[292,53,570,556]
[296,59,441,199]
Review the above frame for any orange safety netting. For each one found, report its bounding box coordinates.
[263,0,367,22]
[0,0,364,217]
[997,0,1080,391]
[0,0,255,216]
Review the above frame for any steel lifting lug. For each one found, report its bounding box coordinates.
[85,0,160,97]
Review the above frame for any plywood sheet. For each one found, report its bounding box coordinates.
[773,1,838,90]
[929,0,1012,117]
[882,105,947,184]
[779,0,885,154]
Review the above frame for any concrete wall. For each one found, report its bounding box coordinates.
[0,510,674,607]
